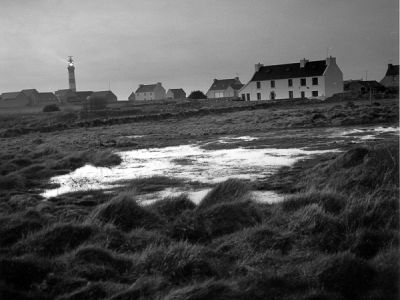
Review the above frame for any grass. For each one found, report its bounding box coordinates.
[0,100,398,299]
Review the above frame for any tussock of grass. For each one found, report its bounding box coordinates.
[132,241,219,284]
[150,194,196,221]
[164,279,238,300]
[0,214,45,247]
[198,178,250,209]
[371,248,399,297]
[57,281,124,300]
[281,190,346,214]
[315,252,376,298]
[66,245,133,281]
[0,174,26,190]
[13,223,95,257]
[288,204,345,252]
[108,276,167,300]
[199,201,262,239]
[88,150,122,167]
[0,255,54,290]
[89,193,163,231]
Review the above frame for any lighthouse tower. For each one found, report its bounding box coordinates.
[67,56,76,92]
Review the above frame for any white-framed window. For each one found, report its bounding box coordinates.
[215,92,224,98]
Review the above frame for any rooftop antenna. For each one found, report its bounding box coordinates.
[326,47,332,58]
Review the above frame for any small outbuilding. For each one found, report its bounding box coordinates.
[134,82,166,100]
[166,88,186,100]
[206,77,243,99]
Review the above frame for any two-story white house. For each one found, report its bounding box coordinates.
[239,57,343,101]
[134,82,166,101]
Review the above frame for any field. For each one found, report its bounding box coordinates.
[0,97,399,300]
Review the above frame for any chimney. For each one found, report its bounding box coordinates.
[234,76,239,82]
[300,58,309,68]
[157,82,162,86]
[213,79,218,82]
[255,63,263,72]
[326,56,336,66]
[139,84,144,87]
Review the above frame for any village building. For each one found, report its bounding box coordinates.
[55,89,78,103]
[344,80,385,95]
[37,92,59,105]
[134,83,166,100]
[128,92,136,101]
[239,57,343,101]
[76,91,94,102]
[89,91,118,103]
[0,92,31,108]
[380,64,399,89]
[206,77,243,99]
[167,88,186,100]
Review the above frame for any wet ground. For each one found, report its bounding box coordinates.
[42,125,399,203]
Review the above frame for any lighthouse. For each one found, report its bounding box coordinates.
[67,56,76,92]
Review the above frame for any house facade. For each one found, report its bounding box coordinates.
[167,88,186,100]
[380,64,399,89]
[239,57,343,101]
[135,83,166,100]
[0,92,31,108]
[206,77,243,99]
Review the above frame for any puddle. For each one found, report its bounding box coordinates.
[42,144,337,199]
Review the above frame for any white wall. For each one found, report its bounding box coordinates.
[240,76,325,101]
[323,58,344,97]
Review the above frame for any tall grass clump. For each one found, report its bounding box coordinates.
[89,192,163,231]
[198,178,250,209]
[13,223,95,257]
[150,194,196,221]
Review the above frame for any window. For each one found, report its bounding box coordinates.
[312,77,318,85]
[271,80,275,88]
[312,91,318,97]
[256,81,261,89]
[289,91,293,99]
[215,92,224,98]
[270,91,275,100]
[257,93,261,100]
[241,94,246,101]
[288,79,293,87]
[300,78,306,86]
[301,91,305,98]
[246,93,250,101]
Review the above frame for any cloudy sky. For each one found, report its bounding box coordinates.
[0,0,398,99]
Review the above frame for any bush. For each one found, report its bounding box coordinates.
[198,179,250,210]
[43,104,60,112]
[188,90,207,100]
[13,223,95,256]
[317,252,376,298]
[90,193,163,231]
[150,194,196,221]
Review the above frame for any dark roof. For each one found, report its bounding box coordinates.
[209,78,242,91]
[76,91,93,98]
[21,89,39,96]
[385,64,399,77]
[168,88,186,97]
[1,92,22,100]
[251,60,327,81]
[136,84,157,93]
[55,89,76,97]
[91,91,116,98]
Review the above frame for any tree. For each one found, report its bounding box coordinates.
[188,90,207,100]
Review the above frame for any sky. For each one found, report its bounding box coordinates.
[0,0,398,99]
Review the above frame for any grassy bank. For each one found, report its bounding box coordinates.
[0,140,398,299]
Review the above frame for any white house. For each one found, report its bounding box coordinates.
[206,77,243,99]
[239,57,343,101]
[134,82,166,101]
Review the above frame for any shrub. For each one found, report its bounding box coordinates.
[281,190,346,214]
[316,252,376,298]
[13,223,95,257]
[198,179,250,209]
[43,104,60,112]
[90,193,163,231]
[188,90,207,100]
[150,194,196,221]
[164,280,238,300]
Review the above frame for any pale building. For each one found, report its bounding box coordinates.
[167,88,186,100]
[134,83,166,100]
[206,77,243,99]
[239,57,343,101]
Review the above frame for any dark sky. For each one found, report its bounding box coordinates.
[0,0,398,99]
